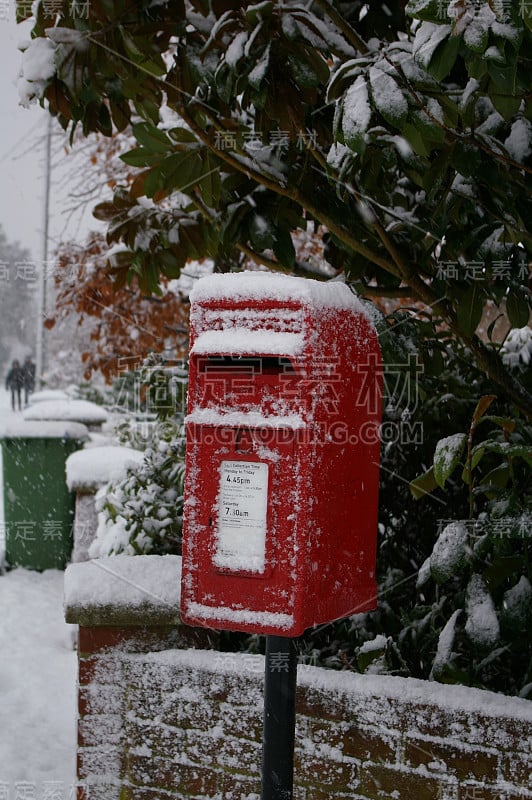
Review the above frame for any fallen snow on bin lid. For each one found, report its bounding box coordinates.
[190,270,368,315]
[64,554,182,625]
[23,399,108,424]
[28,389,70,404]
[191,329,305,356]
[0,419,89,440]
[66,445,145,491]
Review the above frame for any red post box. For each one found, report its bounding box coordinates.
[180,272,381,636]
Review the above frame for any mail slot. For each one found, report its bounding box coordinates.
[180,272,382,636]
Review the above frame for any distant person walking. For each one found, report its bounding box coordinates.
[5,359,24,411]
[22,355,36,405]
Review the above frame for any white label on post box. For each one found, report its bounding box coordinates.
[215,461,269,573]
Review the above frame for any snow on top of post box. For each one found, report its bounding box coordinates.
[190,271,369,315]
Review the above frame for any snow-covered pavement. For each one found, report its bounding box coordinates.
[0,388,78,799]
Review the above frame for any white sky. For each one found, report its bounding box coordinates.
[0,14,46,260]
[0,12,97,263]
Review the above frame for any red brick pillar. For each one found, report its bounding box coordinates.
[64,556,216,800]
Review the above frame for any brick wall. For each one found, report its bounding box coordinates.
[75,636,532,800]
[66,558,532,800]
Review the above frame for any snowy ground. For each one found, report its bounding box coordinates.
[0,387,78,799]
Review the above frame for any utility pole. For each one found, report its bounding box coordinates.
[35,114,52,390]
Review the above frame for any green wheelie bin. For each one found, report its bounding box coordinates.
[0,420,89,570]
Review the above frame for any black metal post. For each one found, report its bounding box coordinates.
[261,635,298,800]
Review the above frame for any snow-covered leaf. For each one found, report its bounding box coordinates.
[504,118,532,162]
[433,433,467,489]
[405,0,442,20]
[413,22,451,70]
[501,576,532,634]
[340,75,371,151]
[369,66,408,128]
[341,76,372,151]
[462,7,492,53]
[465,574,500,648]
[245,1,273,25]
[492,20,522,48]
[413,22,460,81]
[248,45,270,89]
[416,556,432,588]
[430,521,468,583]
[225,31,249,70]
[473,440,532,463]
[21,37,57,82]
[357,635,390,674]
[430,608,462,679]
[326,57,371,102]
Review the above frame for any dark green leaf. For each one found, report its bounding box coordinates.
[121,148,162,167]
[401,123,430,158]
[198,157,222,208]
[487,60,517,93]
[428,35,460,82]
[506,288,531,328]
[168,127,199,144]
[288,55,320,90]
[410,466,438,499]
[491,92,521,120]
[132,122,170,153]
[144,165,165,197]
[272,227,295,267]
[479,441,532,462]
[455,283,486,337]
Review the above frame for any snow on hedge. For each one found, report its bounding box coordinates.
[65,445,144,492]
[501,326,532,369]
[18,37,56,106]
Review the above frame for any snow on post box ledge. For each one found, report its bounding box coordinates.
[191,329,305,357]
[64,554,182,627]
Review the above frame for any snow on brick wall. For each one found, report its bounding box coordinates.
[75,626,532,800]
